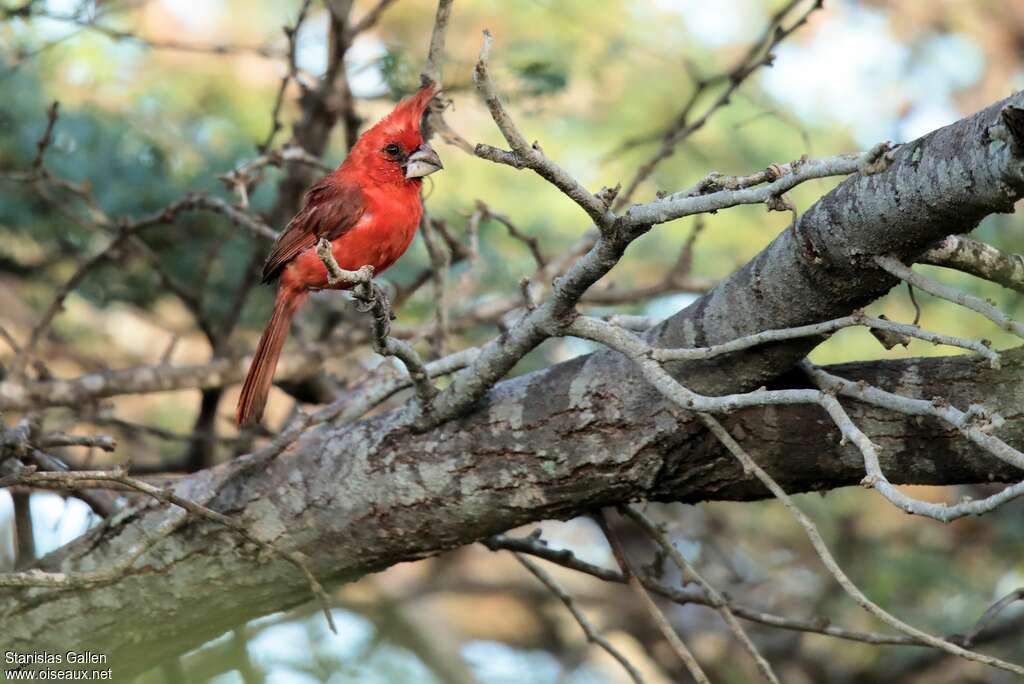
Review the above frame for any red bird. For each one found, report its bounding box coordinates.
[236,85,442,426]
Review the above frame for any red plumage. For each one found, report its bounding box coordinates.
[236,84,442,426]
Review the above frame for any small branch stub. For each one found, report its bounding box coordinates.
[315,238,438,412]
[316,238,374,287]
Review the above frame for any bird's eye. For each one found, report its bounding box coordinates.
[384,143,402,156]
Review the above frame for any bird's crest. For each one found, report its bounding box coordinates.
[372,83,438,141]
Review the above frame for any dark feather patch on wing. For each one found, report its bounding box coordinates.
[261,177,365,283]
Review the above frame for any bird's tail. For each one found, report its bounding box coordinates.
[236,287,308,426]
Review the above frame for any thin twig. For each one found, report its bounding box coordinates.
[31,101,60,174]
[7,192,277,380]
[613,0,822,208]
[621,506,780,684]
[420,217,451,357]
[584,217,708,304]
[476,200,546,268]
[485,532,958,648]
[35,432,116,452]
[8,228,134,379]
[472,30,612,228]
[0,325,22,354]
[876,254,1024,340]
[624,145,891,229]
[512,552,646,684]
[18,9,283,58]
[349,0,400,38]
[698,415,1024,676]
[646,309,998,367]
[259,0,314,154]
[596,511,711,684]
[422,0,452,86]
[955,588,1024,648]
[421,0,475,155]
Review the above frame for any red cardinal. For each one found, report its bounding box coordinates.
[236,84,442,426]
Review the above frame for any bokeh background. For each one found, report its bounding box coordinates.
[2,0,1024,682]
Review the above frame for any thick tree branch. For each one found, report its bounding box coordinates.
[4,347,1024,676]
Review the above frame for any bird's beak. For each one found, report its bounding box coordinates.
[404,143,443,179]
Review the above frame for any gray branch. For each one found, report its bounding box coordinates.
[921,234,1024,295]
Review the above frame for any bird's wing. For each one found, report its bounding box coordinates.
[261,177,366,283]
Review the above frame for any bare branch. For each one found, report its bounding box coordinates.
[31,101,59,174]
[0,187,274,395]
[486,532,955,648]
[921,235,1024,295]
[621,506,780,684]
[421,0,475,155]
[647,310,998,367]
[802,360,1024,518]
[699,415,1024,676]
[624,146,890,229]
[955,588,1024,648]
[6,5,284,59]
[259,1,315,154]
[422,0,452,86]
[875,254,1024,339]
[0,324,21,354]
[12,491,35,569]
[0,351,322,411]
[557,307,1024,675]
[596,511,711,684]
[512,552,646,684]
[420,217,451,356]
[564,314,1024,525]
[613,0,824,208]
[472,31,613,228]
[35,432,116,452]
[8,227,134,379]
[475,200,546,269]
[349,0,400,38]
[583,217,710,304]
[316,239,438,411]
